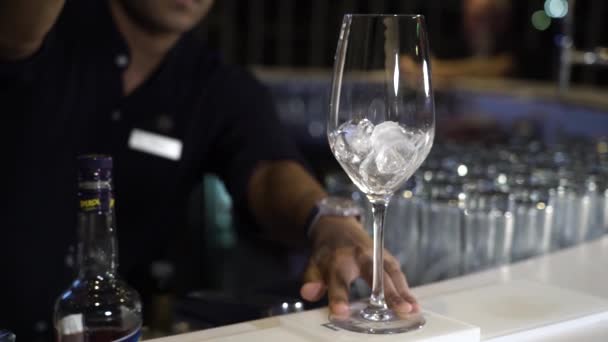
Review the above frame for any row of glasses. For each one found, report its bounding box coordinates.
[326,137,608,286]
[441,140,605,272]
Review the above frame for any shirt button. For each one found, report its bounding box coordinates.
[111,110,122,121]
[64,254,74,268]
[115,54,129,68]
[157,114,174,133]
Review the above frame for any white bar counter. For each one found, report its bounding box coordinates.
[148,236,608,341]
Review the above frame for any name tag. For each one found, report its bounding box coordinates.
[128,128,182,161]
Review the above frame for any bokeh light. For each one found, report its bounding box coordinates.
[531,10,551,31]
[544,0,569,18]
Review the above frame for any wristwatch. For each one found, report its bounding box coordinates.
[305,196,363,237]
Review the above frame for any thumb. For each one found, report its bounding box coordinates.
[300,261,327,302]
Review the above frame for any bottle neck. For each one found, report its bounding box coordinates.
[76,180,118,279]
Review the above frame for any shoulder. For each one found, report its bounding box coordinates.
[55,0,99,31]
[52,0,119,47]
[208,62,271,102]
[209,64,273,111]
[179,36,270,100]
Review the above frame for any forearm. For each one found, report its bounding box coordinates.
[0,0,65,60]
[248,160,327,245]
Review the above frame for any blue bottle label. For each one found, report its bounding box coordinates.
[78,189,115,212]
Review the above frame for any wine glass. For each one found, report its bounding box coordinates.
[327,14,435,334]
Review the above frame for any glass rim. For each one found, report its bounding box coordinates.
[344,13,425,19]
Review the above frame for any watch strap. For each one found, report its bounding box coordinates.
[305,197,362,238]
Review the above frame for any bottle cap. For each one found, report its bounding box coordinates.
[77,155,113,181]
[77,154,113,169]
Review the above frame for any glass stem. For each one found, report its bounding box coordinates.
[369,198,389,309]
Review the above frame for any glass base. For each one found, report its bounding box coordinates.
[329,301,426,334]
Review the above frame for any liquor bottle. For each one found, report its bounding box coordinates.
[54,155,142,342]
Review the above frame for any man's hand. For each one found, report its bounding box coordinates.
[300,216,420,316]
[247,161,419,314]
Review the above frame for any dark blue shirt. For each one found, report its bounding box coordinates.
[1,1,301,339]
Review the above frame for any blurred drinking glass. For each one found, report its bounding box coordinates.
[0,330,15,342]
[463,190,513,273]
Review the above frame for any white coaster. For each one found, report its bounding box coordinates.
[203,308,480,342]
[421,280,608,341]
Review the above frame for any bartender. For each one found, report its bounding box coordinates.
[0,0,419,340]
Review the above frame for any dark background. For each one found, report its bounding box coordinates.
[194,0,607,86]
